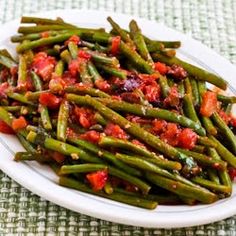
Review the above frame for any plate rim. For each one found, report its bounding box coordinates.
[0,9,236,228]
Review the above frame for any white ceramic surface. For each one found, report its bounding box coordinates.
[1,9,236,228]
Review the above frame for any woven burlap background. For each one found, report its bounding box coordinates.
[0,0,236,235]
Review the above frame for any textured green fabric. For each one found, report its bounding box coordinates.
[0,0,236,235]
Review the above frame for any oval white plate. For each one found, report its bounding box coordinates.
[1,9,236,228]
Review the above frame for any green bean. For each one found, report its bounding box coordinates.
[94,113,107,125]
[57,100,69,142]
[146,172,218,204]
[217,94,236,104]
[107,17,135,47]
[67,137,142,176]
[191,177,231,194]
[152,53,227,90]
[68,41,79,59]
[207,147,232,187]
[184,77,192,97]
[129,20,153,63]
[26,131,103,164]
[0,53,17,68]
[96,98,206,135]
[178,80,185,98]
[104,182,113,195]
[17,55,27,89]
[192,145,205,153]
[31,71,42,91]
[65,85,110,98]
[66,94,198,173]
[88,61,103,82]
[25,90,50,101]
[183,94,201,124]
[79,60,93,85]
[212,112,236,154]
[207,169,220,184]
[209,135,236,168]
[55,60,64,76]
[59,164,108,175]
[197,136,217,147]
[159,75,170,98]
[119,41,154,74]
[59,177,157,209]
[190,78,200,106]
[87,50,119,66]
[39,104,52,130]
[146,42,164,53]
[14,151,52,162]
[95,63,127,79]
[16,134,36,153]
[1,106,22,112]
[60,49,72,64]
[176,148,227,170]
[7,92,35,106]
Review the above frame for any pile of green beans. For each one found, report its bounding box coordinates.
[0,16,235,210]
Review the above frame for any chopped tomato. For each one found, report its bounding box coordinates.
[86,170,108,191]
[200,91,217,117]
[164,86,180,108]
[62,71,77,86]
[74,107,95,128]
[154,62,168,75]
[49,75,66,94]
[32,52,56,81]
[110,36,121,55]
[10,66,18,77]
[139,73,159,82]
[121,92,141,104]
[0,68,10,82]
[178,128,198,150]
[228,167,236,181]
[152,119,167,134]
[12,116,27,131]
[65,35,81,45]
[68,59,80,77]
[0,82,9,98]
[230,116,236,127]
[167,64,187,80]
[51,151,65,163]
[218,110,230,125]
[78,50,91,60]
[39,92,61,109]
[160,123,180,146]
[0,120,15,134]
[131,139,146,148]
[80,131,101,143]
[111,95,122,101]
[143,83,161,102]
[40,31,50,38]
[104,123,129,140]
[95,79,111,92]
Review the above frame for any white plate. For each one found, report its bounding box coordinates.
[1,9,236,229]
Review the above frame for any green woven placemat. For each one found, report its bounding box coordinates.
[0,0,236,235]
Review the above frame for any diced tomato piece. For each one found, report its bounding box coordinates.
[51,151,65,163]
[131,139,146,148]
[62,71,77,86]
[104,123,129,140]
[218,110,230,125]
[39,92,61,109]
[0,68,10,82]
[94,79,111,92]
[49,75,66,93]
[0,82,9,98]
[78,50,91,60]
[111,95,122,101]
[0,120,15,134]
[164,86,180,108]
[10,66,18,77]
[12,116,27,131]
[65,35,81,45]
[121,92,141,104]
[80,130,101,143]
[143,83,161,102]
[68,59,80,77]
[230,116,236,127]
[139,73,159,82]
[40,31,50,38]
[178,128,198,150]
[228,167,236,181]
[154,62,168,75]
[32,52,56,81]
[167,64,187,80]
[74,107,95,128]
[160,123,180,146]
[86,170,108,191]
[200,91,217,117]
[110,36,121,55]
[152,119,167,134]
